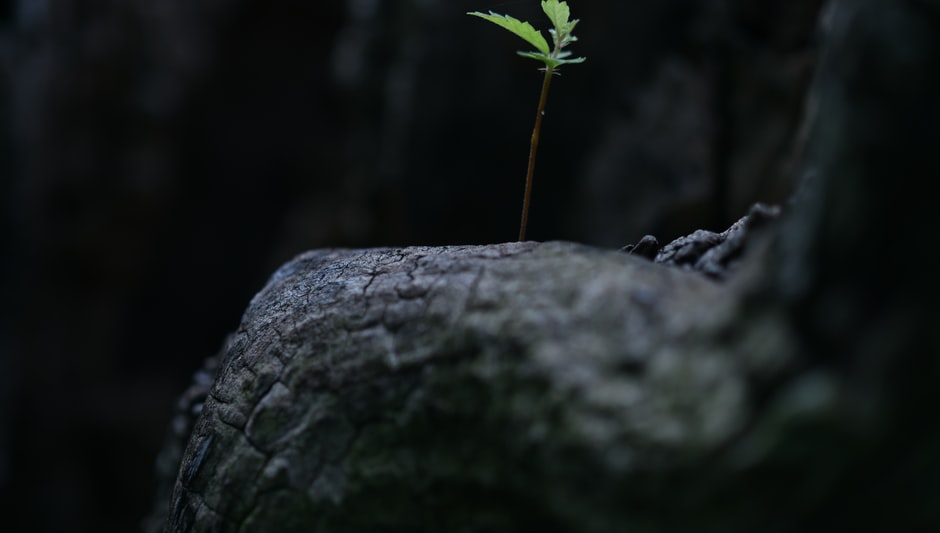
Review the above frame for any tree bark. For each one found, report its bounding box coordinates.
[155,0,940,531]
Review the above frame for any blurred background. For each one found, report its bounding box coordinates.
[0,0,823,531]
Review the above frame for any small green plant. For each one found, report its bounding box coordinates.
[468,0,586,241]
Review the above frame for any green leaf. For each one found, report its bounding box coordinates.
[469,1,585,70]
[467,11,550,56]
[541,0,571,32]
[517,51,586,69]
[549,20,580,47]
[516,51,557,67]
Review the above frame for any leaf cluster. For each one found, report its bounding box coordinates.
[468,0,586,69]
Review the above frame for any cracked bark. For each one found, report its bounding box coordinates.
[153,0,940,531]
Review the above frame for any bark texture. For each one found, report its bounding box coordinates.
[156,0,940,531]
[166,241,760,532]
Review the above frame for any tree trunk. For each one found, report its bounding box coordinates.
[153,0,940,531]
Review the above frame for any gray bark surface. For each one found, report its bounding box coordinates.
[156,0,940,531]
[168,241,760,532]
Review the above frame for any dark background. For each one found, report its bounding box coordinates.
[0,0,822,531]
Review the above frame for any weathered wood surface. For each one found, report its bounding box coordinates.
[153,0,940,530]
[164,239,767,532]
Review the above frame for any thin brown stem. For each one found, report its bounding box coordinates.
[519,64,554,242]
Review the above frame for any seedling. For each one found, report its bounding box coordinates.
[468,0,586,241]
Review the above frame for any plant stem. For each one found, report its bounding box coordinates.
[519,64,554,242]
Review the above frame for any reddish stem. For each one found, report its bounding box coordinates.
[519,64,555,242]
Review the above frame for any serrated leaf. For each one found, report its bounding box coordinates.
[562,19,580,39]
[541,0,571,32]
[517,51,586,68]
[516,51,556,67]
[468,11,550,56]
